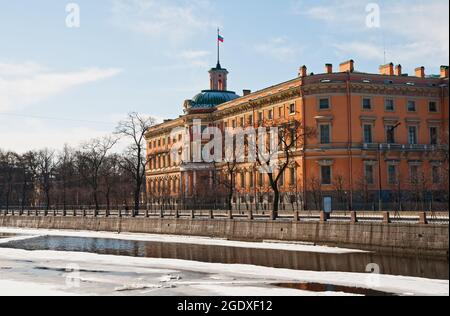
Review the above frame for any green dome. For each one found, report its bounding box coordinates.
[189,90,240,109]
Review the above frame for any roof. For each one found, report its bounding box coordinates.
[187,90,240,109]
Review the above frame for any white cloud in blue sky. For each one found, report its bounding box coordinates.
[0,0,448,152]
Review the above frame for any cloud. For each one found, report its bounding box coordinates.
[177,50,211,68]
[291,0,449,69]
[0,117,112,153]
[255,37,301,62]
[0,62,122,112]
[111,0,218,43]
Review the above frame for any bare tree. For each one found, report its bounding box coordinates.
[333,174,348,211]
[17,151,37,213]
[55,145,76,212]
[35,149,56,212]
[77,137,117,213]
[308,176,323,211]
[0,151,18,211]
[115,112,156,215]
[255,120,314,219]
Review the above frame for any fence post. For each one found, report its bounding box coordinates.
[228,209,233,220]
[320,211,327,223]
[248,209,253,220]
[209,210,214,219]
[293,211,299,222]
[418,212,428,225]
[383,212,390,224]
[350,211,357,223]
[191,210,195,219]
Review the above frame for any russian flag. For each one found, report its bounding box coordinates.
[218,35,224,43]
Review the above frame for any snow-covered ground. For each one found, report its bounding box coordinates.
[0,228,448,296]
[0,227,367,254]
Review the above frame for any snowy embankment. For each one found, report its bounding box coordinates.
[0,227,448,296]
[0,227,367,254]
[0,247,448,296]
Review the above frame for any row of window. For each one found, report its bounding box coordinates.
[316,97,439,113]
[225,104,297,128]
[149,134,183,150]
[235,168,297,189]
[364,98,439,113]
[319,124,439,145]
[318,164,442,186]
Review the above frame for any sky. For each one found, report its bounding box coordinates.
[0,0,449,153]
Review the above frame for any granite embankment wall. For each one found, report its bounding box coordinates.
[0,216,448,258]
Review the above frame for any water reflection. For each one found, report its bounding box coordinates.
[0,233,16,239]
[0,236,447,280]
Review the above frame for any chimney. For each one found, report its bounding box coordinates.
[299,65,307,77]
[415,66,425,78]
[379,63,394,76]
[440,66,449,78]
[325,63,333,74]
[339,60,354,73]
[395,64,402,76]
[243,89,252,96]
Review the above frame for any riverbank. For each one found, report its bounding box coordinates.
[0,216,448,258]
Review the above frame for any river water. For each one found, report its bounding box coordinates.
[0,235,447,280]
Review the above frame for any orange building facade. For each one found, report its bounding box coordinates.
[145,60,449,211]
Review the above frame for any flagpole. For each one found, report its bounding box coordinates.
[217,28,220,67]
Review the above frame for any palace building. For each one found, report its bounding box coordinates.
[145,59,449,212]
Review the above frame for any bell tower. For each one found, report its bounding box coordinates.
[209,63,228,91]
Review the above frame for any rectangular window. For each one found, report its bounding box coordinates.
[407,100,416,112]
[258,172,263,187]
[268,110,273,120]
[385,99,395,111]
[363,124,373,143]
[430,127,438,145]
[432,166,440,184]
[289,168,296,186]
[429,101,438,113]
[362,98,372,110]
[410,165,419,183]
[279,170,284,187]
[248,115,253,125]
[365,164,374,185]
[289,103,296,114]
[321,166,332,185]
[278,107,283,118]
[240,117,244,127]
[320,124,331,144]
[386,125,396,144]
[232,120,236,128]
[249,172,254,188]
[319,98,330,110]
[408,126,418,145]
[258,112,263,125]
[240,173,245,188]
[388,165,397,185]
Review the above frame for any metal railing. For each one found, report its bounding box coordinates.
[0,208,448,225]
